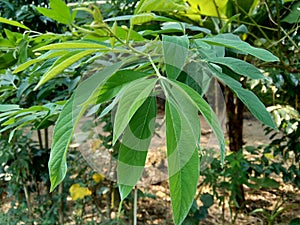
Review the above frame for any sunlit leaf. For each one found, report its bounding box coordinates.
[34,42,109,51]
[92,173,105,183]
[13,50,68,74]
[0,104,20,112]
[136,0,187,14]
[0,17,30,30]
[186,0,228,18]
[35,50,97,89]
[36,0,74,25]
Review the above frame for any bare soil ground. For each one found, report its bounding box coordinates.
[1,116,299,225]
[78,115,299,225]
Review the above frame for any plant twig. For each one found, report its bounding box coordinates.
[37,130,43,149]
[23,182,33,224]
[45,128,49,149]
[133,187,138,225]
[58,183,64,224]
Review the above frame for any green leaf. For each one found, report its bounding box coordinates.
[0,17,30,30]
[131,13,156,25]
[201,34,279,62]
[34,41,109,51]
[200,193,214,208]
[35,50,97,89]
[49,62,123,191]
[98,70,151,103]
[289,218,300,225]
[136,0,187,13]
[114,26,144,41]
[210,65,277,129]
[282,1,300,24]
[118,96,157,200]
[36,0,74,25]
[161,78,200,225]
[207,57,264,80]
[179,60,213,96]
[105,14,177,23]
[13,50,68,74]
[48,96,74,192]
[0,51,17,69]
[250,177,280,189]
[0,38,15,48]
[113,78,158,144]
[0,104,20,112]
[174,80,226,164]
[163,35,189,79]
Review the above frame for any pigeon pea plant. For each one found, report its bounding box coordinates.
[0,0,279,224]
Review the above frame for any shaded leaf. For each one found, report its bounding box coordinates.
[161,78,200,225]
[118,97,156,200]
[201,34,279,62]
[208,57,264,79]
[98,70,151,103]
[210,65,277,129]
[113,78,157,144]
[282,1,300,24]
[163,35,189,79]
[49,62,123,191]
[172,80,226,164]
[200,193,214,208]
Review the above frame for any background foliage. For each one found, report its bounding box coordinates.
[0,0,299,224]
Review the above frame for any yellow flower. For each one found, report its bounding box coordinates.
[92,173,105,183]
[69,184,92,200]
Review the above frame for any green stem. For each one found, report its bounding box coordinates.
[238,20,277,31]
[234,2,272,44]
[275,0,281,40]
[212,0,223,29]
[148,54,163,78]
